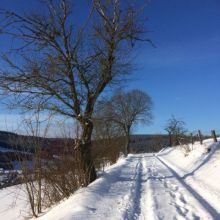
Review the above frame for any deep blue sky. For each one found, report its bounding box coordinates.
[0,0,220,135]
[131,0,220,134]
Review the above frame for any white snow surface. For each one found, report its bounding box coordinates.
[0,184,32,220]
[1,139,220,219]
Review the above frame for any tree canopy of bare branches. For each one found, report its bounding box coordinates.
[0,0,150,185]
[96,89,153,155]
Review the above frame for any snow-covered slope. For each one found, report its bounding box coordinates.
[158,138,220,217]
[0,139,220,220]
[0,184,31,220]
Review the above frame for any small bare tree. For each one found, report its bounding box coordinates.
[164,116,187,147]
[96,89,153,155]
[12,114,87,217]
[0,0,151,185]
[14,110,53,217]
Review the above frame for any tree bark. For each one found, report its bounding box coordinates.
[168,132,172,147]
[78,121,97,186]
[125,133,130,156]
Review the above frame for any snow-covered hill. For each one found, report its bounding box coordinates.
[0,139,220,220]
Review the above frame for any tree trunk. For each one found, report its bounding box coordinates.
[168,132,172,147]
[124,126,131,156]
[125,134,130,156]
[190,133,194,145]
[78,121,97,186]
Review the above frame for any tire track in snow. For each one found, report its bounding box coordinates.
[123,156,144,220]
[137,156,157,220]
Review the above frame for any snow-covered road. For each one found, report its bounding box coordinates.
[37,154,220,220]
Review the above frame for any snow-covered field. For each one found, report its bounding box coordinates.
[0,139,220,219]
[0,184,32,220]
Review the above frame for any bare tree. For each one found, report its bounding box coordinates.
[0,0,150,185]
[96,89,153,155]
[15,110,53,217]
[164,116,187,147]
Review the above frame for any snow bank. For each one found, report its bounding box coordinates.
[0,154,127,220]
[158,138,220,214]
[0,184,31,220]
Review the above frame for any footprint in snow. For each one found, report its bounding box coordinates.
[177,205,189,216]
[179,194,187,204]
[169,191,176,198]
[164,181,169,188]
[86,206,97,213]
[170,184,179,192]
